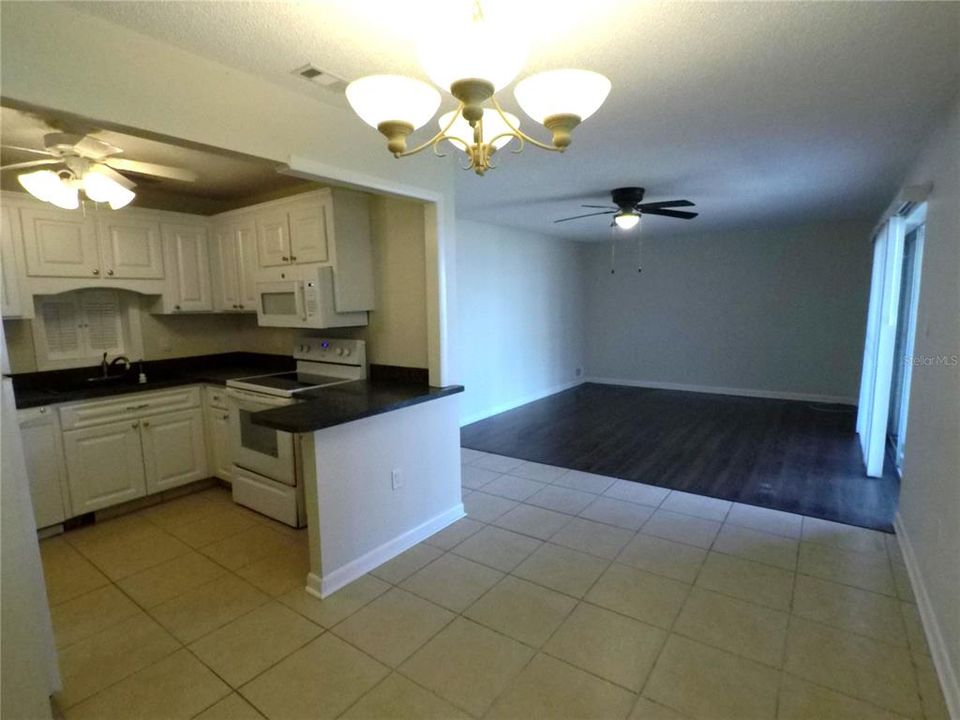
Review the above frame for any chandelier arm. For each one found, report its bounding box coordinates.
[395,104,466,158]
[490,97,562,152]
[433,134,472,159]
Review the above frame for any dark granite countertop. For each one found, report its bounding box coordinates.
[250,379,464,433]
[10,353,294,409]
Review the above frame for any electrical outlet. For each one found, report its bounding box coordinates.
[391,468,402,491]
[575,367,583,377]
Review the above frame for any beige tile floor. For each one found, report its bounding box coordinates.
[40,451,949,720]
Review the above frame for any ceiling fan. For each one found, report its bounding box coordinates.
[1,132,199,210]
[554,187,698,229]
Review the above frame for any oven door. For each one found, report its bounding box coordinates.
[227,389,297,484]
[255,280,305,328]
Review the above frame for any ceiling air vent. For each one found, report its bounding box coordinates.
[292,64,347,93]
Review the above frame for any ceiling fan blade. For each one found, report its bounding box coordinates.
[554,210,616,224]
[1,145,56,157]
[642,208,699,220]
[637,199,695,210]
[0,159,60,172]
[93,163,137,190]
[580,204,618,210]
[73,136,122,159]
[104,157,198,182]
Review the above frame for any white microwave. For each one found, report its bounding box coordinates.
[255,266,367,329]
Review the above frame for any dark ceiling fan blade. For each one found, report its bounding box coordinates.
[1,145,56,157]
[0,159,60,171]
[642,208,699,220]
[554,210,616,223]
[580,204,618,210]
[637,199,694,210]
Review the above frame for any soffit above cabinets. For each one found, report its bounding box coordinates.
[0,106,318,215]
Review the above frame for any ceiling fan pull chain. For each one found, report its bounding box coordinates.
[637,235,643,273]
[609,226,616,274]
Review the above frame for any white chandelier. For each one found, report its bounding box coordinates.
[345,1,611,175]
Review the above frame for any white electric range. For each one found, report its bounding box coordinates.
[225,338,367,526]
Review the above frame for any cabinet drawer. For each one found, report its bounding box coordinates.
[60,386,201,430]
[205,386,228,410]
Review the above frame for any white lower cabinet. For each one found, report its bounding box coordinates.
[18,407,69,529]
[208,407,232,482]
[63,419,148,514]
[141,408,208,493]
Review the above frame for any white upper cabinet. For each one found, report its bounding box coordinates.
[256,210,291,267]
[20,207,100,279]
[97,216,164,279]
[288,199,329,264]
[1,209,25,317]
[211,218,257,312]
[159,222,212,312]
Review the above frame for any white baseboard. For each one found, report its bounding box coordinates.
[894,513,959,720]
[584,376,858,405]
[459,379,584,426]
[306,503,465,599]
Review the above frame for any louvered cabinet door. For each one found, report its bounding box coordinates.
[78,290,125,358]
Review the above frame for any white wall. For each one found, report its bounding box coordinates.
[456,221,585,425]
[893,97,960,716]
[580,221,874,402]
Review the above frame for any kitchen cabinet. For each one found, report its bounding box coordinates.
[256,195,329,267]
[63,419,147,514]
[1,209,25,317]
[20,207,100,279]
[157,222,213,312]
[205,387,231,482]
[211,219,257,312]
[141,408,208,493]
[97,216,164,279]
[18,407,69,529]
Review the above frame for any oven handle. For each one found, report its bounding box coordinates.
[295,281,307,322]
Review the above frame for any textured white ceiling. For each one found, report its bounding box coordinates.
[70,1,960,239]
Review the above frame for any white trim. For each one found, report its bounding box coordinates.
[459,379,585,427]
[305,503,464,599]
[894,512,960,720]
[584,376,857,405]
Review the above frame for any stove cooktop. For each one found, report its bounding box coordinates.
[227,371,351,397]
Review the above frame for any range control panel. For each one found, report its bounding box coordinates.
[294,337,367,367]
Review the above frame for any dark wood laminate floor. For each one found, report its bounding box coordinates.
[460,383,899,531]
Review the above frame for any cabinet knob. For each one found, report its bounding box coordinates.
[39,407,47,414]
[175,304,181,310]
[290,256,297,262]
[92,268,100,276]
[281,256,289,262]
[231,304,238,309]
[143,421,150,428]
[131,422,139,428]
[222,413,229,420]
[107,269,114,276]
[238,304,244,309]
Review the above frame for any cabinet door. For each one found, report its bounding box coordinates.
[256,210,291,267]
[141,408,208,494]
[20,207,100,278]
[18,409,68,528]
[1,210,23,317]
[163,223,212,312]
[211,225,242,311]
[63,420,146,514]
[236,221,258,312]
[209,408,232,481]
[289,201,329,264]
[98,216,164,279]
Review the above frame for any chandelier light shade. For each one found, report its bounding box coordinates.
[344,0,611,175]
[514,69,612,124]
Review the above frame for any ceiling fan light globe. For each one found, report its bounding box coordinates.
[614,212,640,230]
[82,169,123,203]
[346,75,441,132]
[514,69,611,124]
[107,185,136,210]
[17,169,61,203]
[438,108,520,152]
